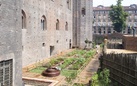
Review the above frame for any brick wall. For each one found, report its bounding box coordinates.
[123,35,137,51]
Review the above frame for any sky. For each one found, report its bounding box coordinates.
[93,0,137,7]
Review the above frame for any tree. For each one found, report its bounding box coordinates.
[109,0,128,32]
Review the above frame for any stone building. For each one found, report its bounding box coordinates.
[93,4,137,35]
[73,0,93,48]
[0,0,22,86]
[22,0,93,67]
[0,0,93,85]
[22,0,73,66]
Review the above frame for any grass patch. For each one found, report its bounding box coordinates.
[61,70,77,77]
[29,66,46,73]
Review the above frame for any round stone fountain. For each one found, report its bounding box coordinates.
[42,67,60,77]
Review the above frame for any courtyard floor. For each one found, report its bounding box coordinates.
[22,49,101,86]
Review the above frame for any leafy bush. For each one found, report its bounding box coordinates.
[91,68,111,86]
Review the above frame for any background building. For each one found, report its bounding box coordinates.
[73,0,93,48]
[93,4,137,35]
[0,0,22,86]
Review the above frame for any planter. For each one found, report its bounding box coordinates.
[42,68,60,77]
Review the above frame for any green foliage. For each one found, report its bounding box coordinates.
[61,70,77,84]
[77,50,86,55]
[91,68,111,86]
[67,50,77,56]
[91,73,99,86]
[76,57,86,65]
[99,69,111,86]
[29,66,46,73]
[84,50,95,59]
[49,58,58,66]
[109,0,128,32]
[60,58,75,69]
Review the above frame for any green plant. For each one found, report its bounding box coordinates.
[60,58,75,69]
[91,73,99,86]
[66,50,77,56]
[91,68,111,86]
[76,57,85,65]
[84,50,96,59]
[29,66,46,73]
[49,58,57,66]
[99,68,111,86]
[62,70,77,84]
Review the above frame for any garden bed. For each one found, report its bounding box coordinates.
[29,49,96,85]
[23,77,58,86]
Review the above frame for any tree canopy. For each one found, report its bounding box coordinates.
[109,0,128,32]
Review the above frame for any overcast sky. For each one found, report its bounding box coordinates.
[93,0,137,7]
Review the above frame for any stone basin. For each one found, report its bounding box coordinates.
[42,68,60,77]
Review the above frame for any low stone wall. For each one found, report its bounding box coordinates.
[123,35,137,51]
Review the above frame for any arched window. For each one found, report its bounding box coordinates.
[82,7,86,16]
[22,10,26,29]
[65,22,68,31]
[56,19,59,30]
[67,0,71,9]
[41,15,47,30]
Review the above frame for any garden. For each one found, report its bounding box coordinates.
[29,49,96,85]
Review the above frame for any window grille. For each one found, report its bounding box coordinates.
[0,59,12,86]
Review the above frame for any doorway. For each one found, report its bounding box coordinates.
[50,46,54,56]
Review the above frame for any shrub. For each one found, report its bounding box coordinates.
[91,68,111,86]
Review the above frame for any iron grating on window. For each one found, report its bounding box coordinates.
[0,59,12,86]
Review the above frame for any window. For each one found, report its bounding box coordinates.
[0,59,13,86]
[98,28,101,34]
[82,7,86,16]
[22,10,26,29]
[41,15,47,30]
[56,19,59,30]
[67,0,71,9]
[42,43,45,47]
[108,28,111,34]
[65,22,68,31]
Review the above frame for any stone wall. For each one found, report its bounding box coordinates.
[73,0,93,48]
[123,35,137,51]
[0,0,22,86]
[22,0,73,67]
